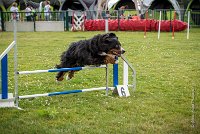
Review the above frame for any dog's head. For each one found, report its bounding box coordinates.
[99,33,125,56]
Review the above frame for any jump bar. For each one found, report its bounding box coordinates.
[18,87,115,99]
[0,41,16,61]
[18,65,107,75]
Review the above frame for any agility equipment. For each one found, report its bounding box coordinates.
[0,18,136,109]
[0,15,17,108]
[158,11,162,40]
[144,11,148,38]
[18,65,107,75]
[0,41,16,102]
[71,11,85,31]
[1,52,135,108]
[84,19,187,32]
[19,87,115,99]
[1,50,135,108]
[172,11,176,39]
[187,11,190,40]
[105,13,109,33]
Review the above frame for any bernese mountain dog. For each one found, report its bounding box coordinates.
[56,33,125,81]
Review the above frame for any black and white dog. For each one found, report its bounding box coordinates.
[56,33,125,81]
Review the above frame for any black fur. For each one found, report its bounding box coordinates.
[56,33,124,81]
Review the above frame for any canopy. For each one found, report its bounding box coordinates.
[108,0,120,9]
[141,0,181,20]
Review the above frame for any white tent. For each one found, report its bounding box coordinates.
[107,0,182,19]
[141,0,181,20]
[108,0,140,10]
[108,0,120,9]
[107,0,141,13]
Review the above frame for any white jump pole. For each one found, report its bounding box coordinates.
[121,55,136,90]
[106,64,109,96]
[123,61,128,86]
[187,11,190,40]
[13,13,19,108]
[158,11,162,40]
[105,13,109,33]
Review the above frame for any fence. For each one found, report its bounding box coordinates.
[0,11,70,31]
[0,9,199,31]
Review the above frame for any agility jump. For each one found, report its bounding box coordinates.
[0,16,136,109]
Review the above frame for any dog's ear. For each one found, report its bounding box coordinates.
[103,33,118,44]
[108,33,118,40]
[105,36,118,43]
[103,33,117,39]
[108,33,116,37]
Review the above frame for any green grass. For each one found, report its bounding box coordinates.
[0,29,200,134]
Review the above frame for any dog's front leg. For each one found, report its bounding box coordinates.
[98,52,118,64]
[104,54,118,64]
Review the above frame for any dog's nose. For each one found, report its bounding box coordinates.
[120,46,125,54]
[121,50,125,54]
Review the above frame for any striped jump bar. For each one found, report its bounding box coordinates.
[19,87,115,99]
[18,65,107,75]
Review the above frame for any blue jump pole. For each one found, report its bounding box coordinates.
[113,62,118,87]
[1,54,8,99]
[18,87,114,99]
[48,90,82,96]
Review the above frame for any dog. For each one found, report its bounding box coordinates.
[56,33,125,81]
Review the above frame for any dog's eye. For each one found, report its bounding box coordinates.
[115,45,119,48]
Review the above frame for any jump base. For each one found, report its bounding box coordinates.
[0,93,15,108]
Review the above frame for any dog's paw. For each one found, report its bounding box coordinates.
[56,77,64,82]
[115,60,119,64]
[56,79,61,83]
[66,75,72,80]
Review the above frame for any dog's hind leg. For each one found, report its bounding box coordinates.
[56,72,67,81]
[55,64,67,82]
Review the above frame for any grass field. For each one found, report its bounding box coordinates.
[0,29,200,134]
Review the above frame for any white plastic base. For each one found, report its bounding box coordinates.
[0,93,15,108]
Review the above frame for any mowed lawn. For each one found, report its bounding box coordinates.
[0,29,199,134]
